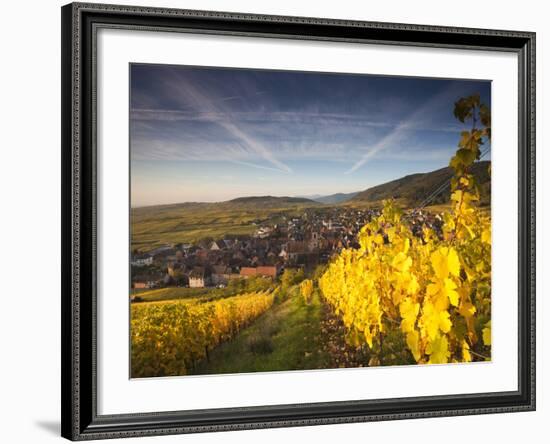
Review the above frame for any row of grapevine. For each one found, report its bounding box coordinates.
[319,95,492,365]
[300,279,314,304]
[131,290,275,377]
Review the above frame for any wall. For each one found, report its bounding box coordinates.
[0,0,546,442]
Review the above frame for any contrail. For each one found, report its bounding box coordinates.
[231,160,286,173]
[165,71,292,173]
[345,85,462,174]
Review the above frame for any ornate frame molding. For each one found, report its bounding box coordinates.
[61,3,535,440]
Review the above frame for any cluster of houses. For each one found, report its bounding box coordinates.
[131,207,382,290]
[131,206,444,290]
[404,209,444,239]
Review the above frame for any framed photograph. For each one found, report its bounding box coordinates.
[61,2,536,440]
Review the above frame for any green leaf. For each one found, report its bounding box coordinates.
[454,98,473,123]
[479,103,491,127]
[458,130,483,152]
[456,148,477,167]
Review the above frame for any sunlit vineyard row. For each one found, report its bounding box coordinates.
[319,94,492,365]
[131,290,275,377]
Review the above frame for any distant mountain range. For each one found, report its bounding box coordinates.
[134,161,491,211]
[299,192,359,204]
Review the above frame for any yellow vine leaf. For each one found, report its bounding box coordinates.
[406,330,421,362]
[426,278,458,310]
[392,252,412,272]
[421,302,452,340]
[426,335,450,364]
[407,274,420,295]
[444,278,459,307]
[482,321,491,346]
[459,301,476,318]
[439,310,452,333]
[482,227,491,244]
[400,298,420,333]
[429,285,449,312]
[430,247,460,280]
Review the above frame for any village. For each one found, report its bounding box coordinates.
[131,205,444,291]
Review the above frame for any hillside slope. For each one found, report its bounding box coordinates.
[351,160,491,207]
[226,196,318,208]
[313,192,358,204]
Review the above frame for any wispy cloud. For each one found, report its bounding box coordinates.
[345,85,462,174]
[217,120,292,173]
[159,71,292,173]
[231,160,286,173]
[131,138,367,164]
[131,108,463,134]
[129,64,491,206]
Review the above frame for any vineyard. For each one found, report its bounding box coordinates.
[131,290,274,377]
[320,94,492,365]
[130,94,492,377]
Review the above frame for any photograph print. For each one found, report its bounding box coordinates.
[129,64,492,378]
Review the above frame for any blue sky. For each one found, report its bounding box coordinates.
[130,64,490,207]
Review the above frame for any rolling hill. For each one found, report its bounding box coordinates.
[351,161,491,207]
[310,192,358,204]
[131,196,320,250]
[226,196,318,208]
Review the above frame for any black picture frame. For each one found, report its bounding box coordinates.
[61,2,536,440]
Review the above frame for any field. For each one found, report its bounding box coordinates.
[131,200,320,251]
[131,280,271,303]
